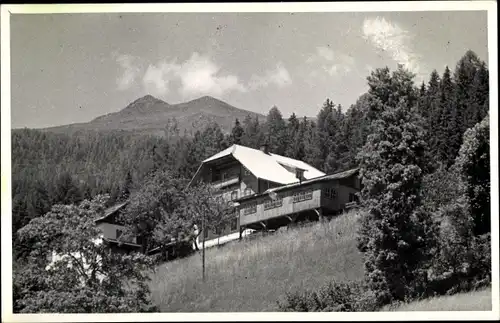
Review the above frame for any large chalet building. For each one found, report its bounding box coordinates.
[188,144,361,248]
[89,143,361,255]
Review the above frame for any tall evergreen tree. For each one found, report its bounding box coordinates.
[284,113,301,158]
[470,61,489,126]
[437,66,459,166]
[302,118,323,170]
[425,70,442,156]
[229,118,244,145]
[454,50,483,131]
[356,65,436,306]
[119,171,133,202]
[265,106,288,155]
[241,115,264,149]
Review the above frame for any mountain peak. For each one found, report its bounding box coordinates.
[189,95,225,104]
[131,94,166,105]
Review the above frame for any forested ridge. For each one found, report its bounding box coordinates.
[11,50,489,254]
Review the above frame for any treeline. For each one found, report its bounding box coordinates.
[12,50,488,252]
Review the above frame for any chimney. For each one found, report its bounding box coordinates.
[260,143,269,154]
[295,168,305,183]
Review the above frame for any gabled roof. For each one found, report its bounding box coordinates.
[190,144,326,186]
[95,201,128,223]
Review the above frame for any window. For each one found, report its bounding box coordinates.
[293,190,313,203]
[264,197,283,210]
[243,202,257,215]
[213,169,221,182]
[230,218,238,231]
[244,187,252,196]
[231,190,239,201]
[349,193,358,202]
[324,188,337,200]
[116,229,123,240]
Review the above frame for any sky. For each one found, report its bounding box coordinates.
[9,10,489,129]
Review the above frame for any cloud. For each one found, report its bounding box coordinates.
[142,60,179,96]
[362,17,422,75]
[114,54,141,91]
[307,47,355,76]
[249,63,292,90]
[141,52,246,97]
[177,53,247,97]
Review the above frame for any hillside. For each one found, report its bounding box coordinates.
[41,95,265,137]
[382,287,492,311]
[149,210,364,312]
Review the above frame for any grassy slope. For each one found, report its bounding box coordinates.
[382,287,493,311]
[150,210,364,312]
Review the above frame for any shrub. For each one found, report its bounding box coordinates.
[277,280,378,312]
[428,202,491,296]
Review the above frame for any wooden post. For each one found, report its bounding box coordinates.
[239,226,243,240]
[202,213,206,282]
[314,208,326,235]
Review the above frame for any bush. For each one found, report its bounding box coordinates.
[277,280,378,312]
[427,202,491,296]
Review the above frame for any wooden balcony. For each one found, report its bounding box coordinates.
[239,188,322,227]
[345,201,359,210]
[211,175,240,190]
[238,181,361,230]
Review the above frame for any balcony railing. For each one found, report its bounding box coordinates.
[345,201,359,209]
[211,175,240,190]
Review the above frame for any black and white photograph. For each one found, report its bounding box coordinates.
[1,2,498,321]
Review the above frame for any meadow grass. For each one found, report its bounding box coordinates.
[149,209,364,312]
[382,287,493,311]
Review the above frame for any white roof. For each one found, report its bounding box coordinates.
[200,144,325,185]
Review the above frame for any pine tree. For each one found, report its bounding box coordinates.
[119,170,133,202]
[470,61,489,126]
[265,106,288,155]
[437,66,459,167]
[302,118,323,170]
[241,115,264,148]
[229,118,244,145]
[454,50,482,131]
[284,113,301,158]
[53,172,82,206]
[425,70,442,157]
